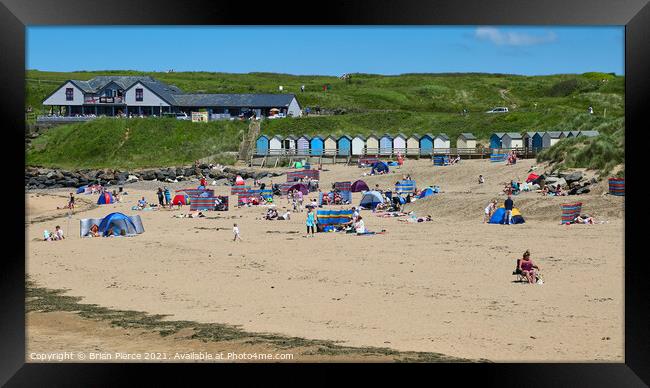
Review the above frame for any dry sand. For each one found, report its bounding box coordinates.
[26,159,624,362]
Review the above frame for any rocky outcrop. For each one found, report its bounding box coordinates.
[25,165,284,190]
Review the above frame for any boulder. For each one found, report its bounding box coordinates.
[213,178,228,186]
[576,187,591,195]
[46,171,56,179]
[155,170,167,180]
[590,177,599,184]
[564,171,583,184]
[142,171,156,180]
[184,167,195,177]
[126,175,139,183]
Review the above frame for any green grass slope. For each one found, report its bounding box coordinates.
[27,118,246,169]
[26,70,624,169]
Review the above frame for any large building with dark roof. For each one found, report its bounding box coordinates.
[42,75,302,118]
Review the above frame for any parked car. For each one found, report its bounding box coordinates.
[174,112,190,120]
[486,107,509,113]
[268,113,287,119]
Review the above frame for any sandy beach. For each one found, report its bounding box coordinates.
[26,158,624,362]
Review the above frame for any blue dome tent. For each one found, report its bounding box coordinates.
[359,191,384,209]
[370,161,389,174]
[417,187,437,199]
[488,207,525,225]
[96,192,115,205]
[76,185,88,194]
[98,212,139,236]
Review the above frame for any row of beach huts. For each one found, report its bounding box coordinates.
[255,130,600,156]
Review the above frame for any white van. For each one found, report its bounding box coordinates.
[486,107,509,113]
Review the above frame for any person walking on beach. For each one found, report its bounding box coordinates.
[68,192,75,211]
[296,189,304,212]
[306,207,316,237]
[504,195,514,225]
[233,223,243,242]
[484,199,497,223]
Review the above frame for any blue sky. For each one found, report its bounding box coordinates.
[27,26,624,75]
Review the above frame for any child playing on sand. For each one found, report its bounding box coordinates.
[68,193,75,210]
[478,175,485,184]
[233,223,243,242]
[53,225,65,240]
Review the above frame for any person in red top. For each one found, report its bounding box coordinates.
[200,176,207,187]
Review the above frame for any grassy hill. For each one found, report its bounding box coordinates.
[26,69,624,169]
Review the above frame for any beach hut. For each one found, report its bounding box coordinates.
[406,134,420,155]
[522,132,536,150]
[501,133,524,149]
[542,131,565,148]
[324,135,337,155]
[282,135,297,154]
[433,133,451,153]
[255,135,269,155]
[456,133,476,151]
[419,133,434,156]
[269,135,283,155]
[578,130,600,138]
[379,134,393,155]
[564,131,580,139]
[337,135,352,156]
[489,133,505,150]
[365,134,379,155]
[393,133,407,155]
[297,135,311,155]
[351,135,366,156]
[310,135,324,156]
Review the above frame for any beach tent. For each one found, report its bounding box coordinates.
[288,183,309,195]
[526,173,540,183]
[310,136,324,156]
[359,190,384,209]
[98,212,140,236]
[419,134,434,155]
[172,194,190,205]
[80,213,144,237]
[417,187,437,199]
[235,175,245,185]
[371,161,389,174]
[488,207,525,224]
[96,192,115,205]
[337,135,352,156]
[351,180,370,192]
[76,185,88,194]
[255,135,269,155]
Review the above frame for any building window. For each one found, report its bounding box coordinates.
[65,88,73,101]
[135,88,143,102]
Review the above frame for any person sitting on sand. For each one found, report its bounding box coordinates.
[138,197,147,209]
[277,210,291,220]
[43,229,52,241]
[354,216,366,234]
[451,155,461,165]
[333,192,342,205]
[517,250,540,284]
[89,224,100,237]
[53,225,65,240]
[321,192,331,205]
[478,175,485,184]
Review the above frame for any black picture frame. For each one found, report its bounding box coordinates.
[1,0,648,385]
